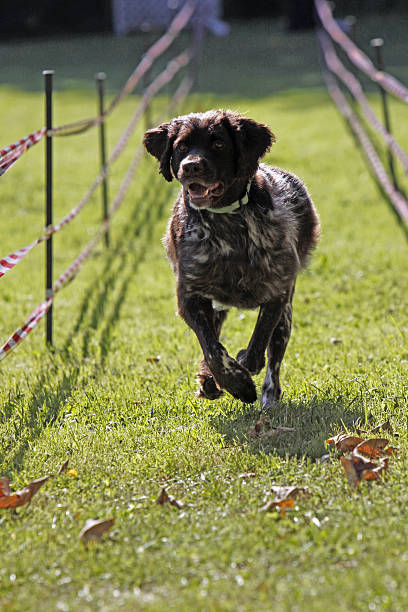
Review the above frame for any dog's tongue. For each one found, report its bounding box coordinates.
[189,183,208,197]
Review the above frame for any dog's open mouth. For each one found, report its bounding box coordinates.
[186,181,224,204]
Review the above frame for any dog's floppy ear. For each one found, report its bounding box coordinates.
[143,123,174,182]
[226,113,275,178]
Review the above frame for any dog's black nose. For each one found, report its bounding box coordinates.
[181,158,207,177]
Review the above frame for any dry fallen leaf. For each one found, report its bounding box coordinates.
[341,455,389,489]
[340,456,360,490]
[260,498,294,513]
[270,485,307,500]
[0,477,12,498]
[0,475,51,509]
[156,487,184,509]
[79,518,114,546]
[250,416,296,440]
[260,485,307,513]
[326,433,364,452]
[57,459,70,475]
[353,438,389,458]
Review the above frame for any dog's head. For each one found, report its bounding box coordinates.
[143,110,275,209]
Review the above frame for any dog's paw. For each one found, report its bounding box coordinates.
[208,350,257,404]
[196,375,224,400]
[236,349,265,376]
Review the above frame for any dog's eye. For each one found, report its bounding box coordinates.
[213,140,225,150]
[177,142,188,152]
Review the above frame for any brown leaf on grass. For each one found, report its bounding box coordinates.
[0,475,51,509]
[326,434,364,452]
[156,487,184,509]
[250,416,295,440]
[0,477,12,498]
[57,459,70,475]
[361,458,389,481]
[353,438,389,458]
[270,486,307,500]
[249,415,272,438]
[146,356,161,363]
[341,455,389,489]
[260,498,294,513]
[340,456,360,490]
[79,518,114,546]
[260,485,307,513]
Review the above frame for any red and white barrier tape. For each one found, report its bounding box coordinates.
[315,0,408,104]
[319,45,408,224]
[0,0,196,176]
[318,29,408,175]
[0,129,46,176]
[0,72,193,362]
[49,1,196,137]
[0,148,145,362]
[0,240,39,278]
[0,48,191,282]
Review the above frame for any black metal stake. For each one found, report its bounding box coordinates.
[96,72,109,247]
[43,70,54,346]
[370,38,398,191]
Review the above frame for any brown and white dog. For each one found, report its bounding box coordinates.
[143,110,320,408]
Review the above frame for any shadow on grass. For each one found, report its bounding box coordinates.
[212,393,365,459]
[2,175,169,473]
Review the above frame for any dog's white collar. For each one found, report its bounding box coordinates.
[188,182,251,214]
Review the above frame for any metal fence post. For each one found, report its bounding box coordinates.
[43,70,54,346]
[370,38,398,191]
[96,72,109,247]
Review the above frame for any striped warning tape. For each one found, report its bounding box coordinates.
[0,148,144,362]
[0,240,39,278]
[0,129,46,176]
[318,29,408,175]
[0,298,53,357]
[315,0,408,104]
[0,69,194,362]
[0,47,191,282]
[318,38,408,225]
[51,0,196,137]
[0,1,196,176]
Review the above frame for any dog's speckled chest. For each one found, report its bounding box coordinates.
[177,198,298,309]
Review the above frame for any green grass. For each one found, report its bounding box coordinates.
[1,18,408,612]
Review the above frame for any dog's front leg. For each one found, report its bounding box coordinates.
[178,288,257,404]
[236,296,289,375]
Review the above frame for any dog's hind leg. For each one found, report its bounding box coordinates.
[261,297,293,410]
[196,308,228,400]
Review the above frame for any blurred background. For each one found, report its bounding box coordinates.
[1,0,407,40]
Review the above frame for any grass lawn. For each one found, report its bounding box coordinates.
[1,16,408,612]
